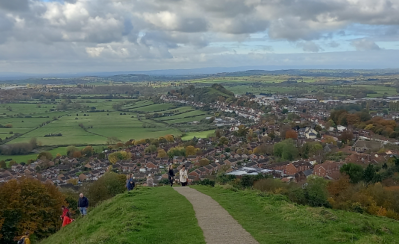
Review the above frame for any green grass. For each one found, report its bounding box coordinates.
[182,130,215,141]
[132,103,174,112]
[192,185,399,244]
[40,187,205,244]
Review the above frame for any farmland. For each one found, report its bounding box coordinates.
[0,98,212,163]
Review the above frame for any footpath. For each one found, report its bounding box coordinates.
[174,187,259,244]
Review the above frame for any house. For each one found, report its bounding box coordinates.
[305,127,317,139]
[313,161,343,180]
[173,156,185,164]
[352,140,383,153]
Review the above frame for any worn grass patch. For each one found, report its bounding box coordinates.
[40,187,205,244]
[192,185,399,244]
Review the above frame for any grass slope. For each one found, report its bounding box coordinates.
[41,187,205,244]
[192,185,399,244]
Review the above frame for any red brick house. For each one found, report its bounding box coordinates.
[313,161,343,180]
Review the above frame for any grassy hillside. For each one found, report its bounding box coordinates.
[192,185,399,244]
[40,187,205,244]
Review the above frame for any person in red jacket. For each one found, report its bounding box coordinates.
[62,211,73,227]
[60,206,74,227]
[60,206,69,220]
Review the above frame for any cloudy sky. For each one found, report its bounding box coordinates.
[1,0,399,74]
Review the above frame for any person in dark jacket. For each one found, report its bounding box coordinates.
[168,165,175,187]
[126,174,135,191]
[78,193,89,216]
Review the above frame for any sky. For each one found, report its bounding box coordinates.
[0,0,399,74]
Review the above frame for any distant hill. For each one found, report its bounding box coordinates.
[2,67,399,83]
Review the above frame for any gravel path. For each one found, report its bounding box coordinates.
[174,187,259,244]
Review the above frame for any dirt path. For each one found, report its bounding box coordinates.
[174,187,259,244]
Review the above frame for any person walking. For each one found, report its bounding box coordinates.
[78,193,89,216]
[179,165,188,186]
[147,174,154,187]
[126,174,135,191]
[168,165,175,187]
[17,231,31,244]
[62,211,74,227]
[60,205,69,220]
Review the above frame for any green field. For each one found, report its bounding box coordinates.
[192,185,399,244]
[181,130,215,140]
[0,146,105,164]
[0,99,213,162]
[40,187,205,244]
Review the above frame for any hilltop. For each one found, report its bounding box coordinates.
[40,186,399,244]
[40,187,205,244]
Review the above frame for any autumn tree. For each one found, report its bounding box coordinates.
[82,146,94,157]
[218,137,229,146]
[0,178,66,242]
[144,145,157,154]
[37,151,53,161]
[199,158,210,166]
[9,160,17,167]
[158,137,166,143]
[114,142,124,149]
[164,134,174,142]
[157,149,168,158]
[185,146,197,157]
[0,160,6,169]
[285,129,298,139]
[167,147,185,159]
[72,151,82,158]
[134,139,147,145]
[236,125,249,137]
[66,146,79,157]
[339,130,354,143]
[108,151,132,164]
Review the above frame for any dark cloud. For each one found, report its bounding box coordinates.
[0,0,29,11]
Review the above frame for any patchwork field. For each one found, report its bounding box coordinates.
[0,99,212,162]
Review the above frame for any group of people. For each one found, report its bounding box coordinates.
[18,166,188,243]
[18,193,89,243]
[125,164,189,189]
[168,164,188,187]
[60,193,89,227]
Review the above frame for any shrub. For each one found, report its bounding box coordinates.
[196,179,215,187]
[0,178,66,242]
[85,172,126,206]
